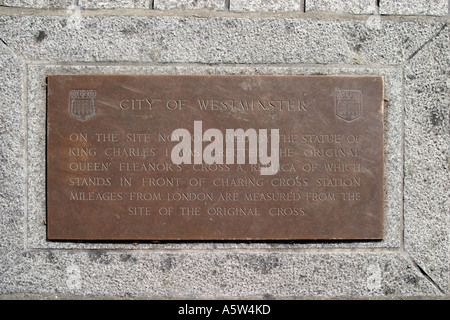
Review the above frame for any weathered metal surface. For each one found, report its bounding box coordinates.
[46,74,384,240]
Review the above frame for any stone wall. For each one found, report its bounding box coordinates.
[0,1,448,299]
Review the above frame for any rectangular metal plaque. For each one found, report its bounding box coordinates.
[47,74,384,240]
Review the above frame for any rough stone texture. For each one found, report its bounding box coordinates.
[78,0,150,9]
[305,0,377,14]
[0,42,25,279]
[1,0,449,14]
[154,0,226,10]
[1,0,152,9]
[0,7,448,299]
[230,0,304,12]
[1,0,75,8]
[0,250,442,297]
[0,15,445,66]
[380,0,449,16]
[404,26,449,290]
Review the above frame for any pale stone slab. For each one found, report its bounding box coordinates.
[78,0,150,9]
[0,15,444,66]
[380,0,449,15]
[0,251,442,297]
[230,0,304,12]
[305,0,377,14]
[154,0,225,10]
[2,0,151,8]
[0,42,25,276]
[2,0,75,8]
[404,26,449,289]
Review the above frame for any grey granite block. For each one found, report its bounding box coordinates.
[2,0,151,9]
[78,0,150,9]
[0,250,442,297]
[230,0,304,12]
[2,0,76,9]
[305,0,377,14]
[0,15,445,66]
[0,42,25,275]
[403,26,449,290]
[380,0,449,16]
[154,0,226,10]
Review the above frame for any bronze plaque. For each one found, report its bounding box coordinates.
[46,74,384,240]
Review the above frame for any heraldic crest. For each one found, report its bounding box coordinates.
[69,89,97,121]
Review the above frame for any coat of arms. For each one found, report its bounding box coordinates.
[335,89,362,122]
[69,89,97,121]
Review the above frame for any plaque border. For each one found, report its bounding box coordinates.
[27,64,402,250]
